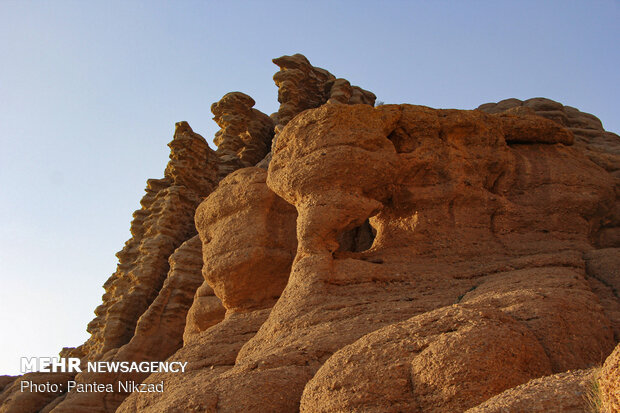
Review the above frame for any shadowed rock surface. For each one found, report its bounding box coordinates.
[2,55,618,413]
[50,236,207,413]
[80,122,219,363]
[478,97,620,249]
[211,92,274,178]
[271,53,376,131]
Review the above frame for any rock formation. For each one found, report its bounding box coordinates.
[183,281,225,343]
[211,92,274,178]
[50,236,208,413]
[2,54,619,413]
[115,102,617,413]
[194,167,298,313]
[465,369,598,413]
[271,53,376,131]
[119,166,298,412]
[478,97,620,248]
[81,121,219,363]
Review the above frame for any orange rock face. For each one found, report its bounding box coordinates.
[49,236,209,413]
[479,97,620,249]
[3,56,618,413]
[118,167,297,413]
[114,102,617,413]
[194,167,297,312]
[301,305,552,412]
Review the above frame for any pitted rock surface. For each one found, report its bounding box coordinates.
[211,92,274,177]
[4,56,619,413]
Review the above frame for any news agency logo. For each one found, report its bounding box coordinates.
[20,357,81,373]
[20,357,188,374]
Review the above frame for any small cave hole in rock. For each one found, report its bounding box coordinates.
[337,219,377,253]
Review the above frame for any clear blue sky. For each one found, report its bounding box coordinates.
[0,1,618,375]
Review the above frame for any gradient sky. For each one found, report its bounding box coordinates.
[0,1,618,375]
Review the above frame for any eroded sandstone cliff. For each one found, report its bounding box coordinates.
[1,54,618,413]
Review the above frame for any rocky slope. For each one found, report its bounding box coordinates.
[1,54,618,413]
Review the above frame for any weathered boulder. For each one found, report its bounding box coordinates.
[301,304,552,412]
[194,167,298,312]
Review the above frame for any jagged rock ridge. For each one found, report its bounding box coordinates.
[1,54,618,413]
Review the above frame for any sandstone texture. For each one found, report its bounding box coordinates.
[478,97,620,249]
[599,343,620,412]
[116,102,617,413]
[0,373,73,413]
[194,167,297,313]
[466,369,597,413]
[3,55,619,413]
[211,92,274,177]
[301,304,552,412]
[271,53,376,131]
[183,280,225,343]
[50,236,207,413]
[0,378,14,395]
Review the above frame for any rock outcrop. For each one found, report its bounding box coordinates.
[118,167,297,412]
[478,97,620,249]
[271,53,376,131]
[211,92,275,178]
[0,373,73,413]
[50,236,208,413]
[301,305,552,412]
[3,55,618,413]
[194,167,298,313]
[80,122,219,363]
[116,102,617,412]
[183,281,225,343]
[0,122,220,413]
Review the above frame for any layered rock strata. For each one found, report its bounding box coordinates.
[253,53,377,171]
[271,54,376,131]
[80,122,219,362]
[478,97,620,249]
[50,236,209,413]
[0,122,220,413]
[118,167,298,412]
[211,92,274,178]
